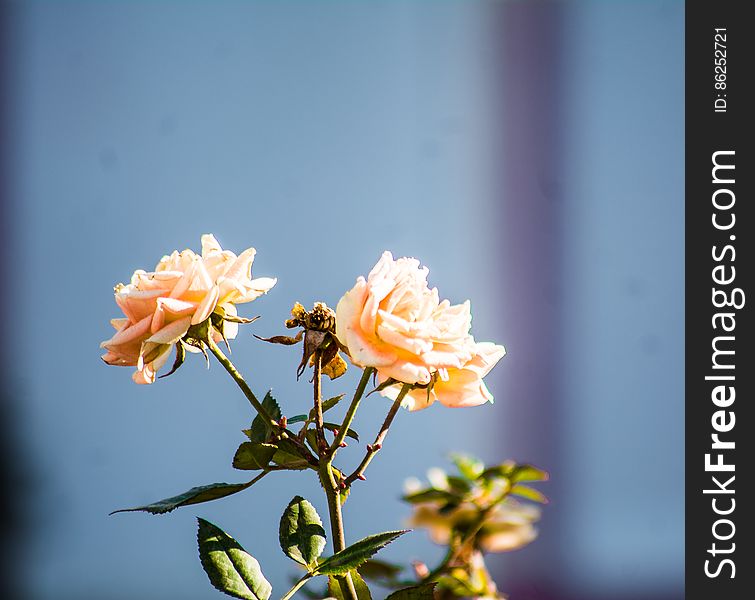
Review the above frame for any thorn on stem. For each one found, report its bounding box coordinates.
[357,474,366,481]
[339,441,347,448]
[278,416,288,428]
[373,443,382,451]
[412,561,430,579]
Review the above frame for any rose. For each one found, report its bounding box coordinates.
[101,234,276,384]
[409,500,540,553]
[335,251,505,410]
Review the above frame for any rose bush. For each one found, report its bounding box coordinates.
[335,251,505,410]
[101,234,275,383]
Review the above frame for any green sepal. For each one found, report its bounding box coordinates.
[158,341,186,379]
[385,583,437,599]
[279,496,327,569]
[233,442,278,470]
[369,378,400,396]
[110,481,255,515]
[197,518,272,600]
[315,530,408,576]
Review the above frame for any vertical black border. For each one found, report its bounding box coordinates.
[0,3,25,599]
[686,2,753,598]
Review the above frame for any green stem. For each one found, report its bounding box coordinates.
[208,336,319,467]
[327,367,375,459]
[242,469,270,490]
[207,337,279,429]
[313,354,358,600]
[344,384,410,487]
[313,351,326,451]
[280,573,314,600]
[317,462,357,599]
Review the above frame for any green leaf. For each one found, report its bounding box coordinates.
[245,391,282,443]
[510,484,548,504]
[385,583,437,599]
[327,571,373,600]
[510,464,549,483]
[110,481,253,515]
[287,414,308,424]
[304,429,320,455]
[197,518,272,600]
[311,394,346,418]
[233,443,278,470]
[358,559,403,583]
[480,462,548,484]
[445,476,472,495]
[315,530,409,576]
[450,453,484,480]
[272,438,311,470]
[279,496,327,569]
[402,489,455,504]
[437,500,460,515]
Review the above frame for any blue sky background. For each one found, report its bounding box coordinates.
[5,1,683,599]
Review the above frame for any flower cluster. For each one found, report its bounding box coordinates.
[100,236,542,600]
[336,252,505,410]
[103,244,505,408]
[101,234,276,383]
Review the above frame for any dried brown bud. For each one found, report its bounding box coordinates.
[304,302,336,332]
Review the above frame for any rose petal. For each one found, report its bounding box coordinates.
[147,316,192,345]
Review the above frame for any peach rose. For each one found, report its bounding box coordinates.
[335,251,505,410]
[101,234,276,384]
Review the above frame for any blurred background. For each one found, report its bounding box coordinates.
[0,1,683,599]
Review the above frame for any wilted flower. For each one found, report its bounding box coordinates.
[101,234,275,383]
[335,251,505,410]
[256,301,348,380]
